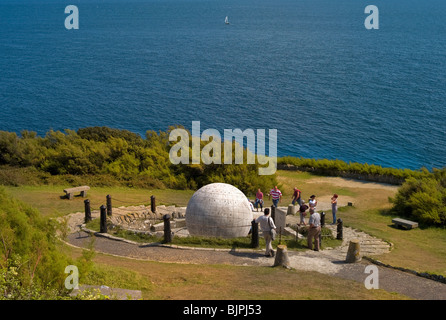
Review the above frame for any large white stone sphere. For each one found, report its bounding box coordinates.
[186,183,253,238]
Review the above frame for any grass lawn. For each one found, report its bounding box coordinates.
[65,245,408,300]
[276,170,446,276]
[4,184,194,218]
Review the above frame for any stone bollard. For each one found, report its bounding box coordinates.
[84,199,91,223]
[251,220,259,248]
[151,195,156,213]
[318,212,326,248]
[275,209,286,234]
[106,194,112,216]
[287,204,296,216]
[273,244,291,268]
[100,205,107,233]
[163,214,172,243]
[270,205,276,223]
[336,218,343,240]
[345,239,361,263]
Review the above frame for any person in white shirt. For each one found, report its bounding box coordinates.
[308,195,317,210]
[268,186,282,208]
[307,208,321,251]
[255,208,276,257]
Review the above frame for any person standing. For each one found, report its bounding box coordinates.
[308,195,317,211]
[291,187,302,206]
[331,194,338,225]
[298,200,309,226]
[255,208,276,257]
[268,186,282,208]
[254,188,264,212]
[307,208,321,251]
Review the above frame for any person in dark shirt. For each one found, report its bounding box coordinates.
[291,187,302,206]
[298,200,309,226]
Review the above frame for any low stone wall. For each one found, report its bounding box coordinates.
[109,205,186,232]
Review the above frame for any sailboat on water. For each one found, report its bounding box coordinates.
[225,16,229,25]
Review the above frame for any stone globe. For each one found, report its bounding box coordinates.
[185,183,253,238]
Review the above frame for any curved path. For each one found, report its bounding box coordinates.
[63,208,446,300]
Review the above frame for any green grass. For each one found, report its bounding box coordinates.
[276,170,446,276]
[3,185,194,218]
[65,245,410,300]
[3,169,446,299]
[7,172,446,277]
[344,206,446,276]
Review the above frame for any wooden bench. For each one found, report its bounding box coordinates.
[64,186,90,199]
[392,218,418,230]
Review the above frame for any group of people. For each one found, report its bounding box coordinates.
[252,186,339,255]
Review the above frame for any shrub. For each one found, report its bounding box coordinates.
[389,168,446,226]
[0,127,278,195]
[0,187,74,298]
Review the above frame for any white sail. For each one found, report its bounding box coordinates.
[225,16,229,24]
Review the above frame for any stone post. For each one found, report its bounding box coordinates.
[100,205,107,233]
[274,208,286,234]
[337,218,343,240]
[106,194,112,216]
[319,212,326,248]
[287,204,296,215]
[345,239,361,263]
[151,195,156,213]
[163,214,172,243]
[273,244,290,268]
[251,220,259,248]
[270,205,276,223]
[84,199,91,223]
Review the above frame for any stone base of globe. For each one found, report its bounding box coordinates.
[185,183,253,238]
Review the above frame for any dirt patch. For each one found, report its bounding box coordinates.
[306,176,399,191]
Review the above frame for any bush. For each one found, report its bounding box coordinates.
[0,187,74,298]
[0,188,109,299]
[390,168,446,226]
[0,127,278,195]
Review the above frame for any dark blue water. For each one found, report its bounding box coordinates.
[1,0,445,170]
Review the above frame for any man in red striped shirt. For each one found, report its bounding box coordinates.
[268,186,282,208]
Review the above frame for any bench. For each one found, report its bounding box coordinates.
[64,186,90,199]
[392,218,418,230]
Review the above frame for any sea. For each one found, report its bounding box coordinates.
[0,0,445,171]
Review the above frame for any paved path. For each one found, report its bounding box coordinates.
[63,207,446,300]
